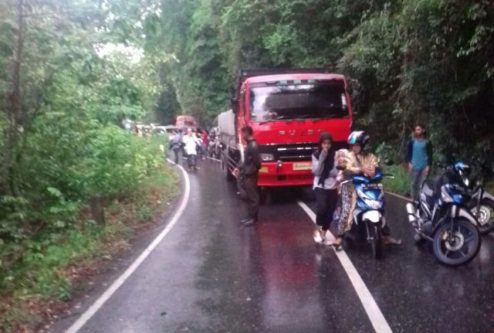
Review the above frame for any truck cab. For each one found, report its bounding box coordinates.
[222,69,353,187]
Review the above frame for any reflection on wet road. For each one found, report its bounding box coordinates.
[56,160,494,333]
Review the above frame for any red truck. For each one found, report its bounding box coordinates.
[219,69,353,187]
[175,115,198,130]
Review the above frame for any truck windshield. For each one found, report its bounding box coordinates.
[249,81,349,122]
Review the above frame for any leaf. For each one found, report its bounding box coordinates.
[47,187,63,198]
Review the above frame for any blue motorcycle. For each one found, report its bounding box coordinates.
[406,162,481,266]
[346,171,387,259]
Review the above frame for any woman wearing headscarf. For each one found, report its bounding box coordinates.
[337,131,401,245]
[312,132,340,245]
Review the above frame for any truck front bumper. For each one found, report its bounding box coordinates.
[257,161,313,187]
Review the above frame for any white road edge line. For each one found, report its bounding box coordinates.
[297,201,393,333]
[66,159,191,333]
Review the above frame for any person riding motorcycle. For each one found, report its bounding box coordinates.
[337,131,402,245]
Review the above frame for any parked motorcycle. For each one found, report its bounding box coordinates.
[345,171,388,259]
[453,161,494,235]
[464,175,494,234]
[406,162,481,266]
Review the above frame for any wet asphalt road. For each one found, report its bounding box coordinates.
[54,159,494,333]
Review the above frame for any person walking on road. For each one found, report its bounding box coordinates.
[183,128,201,171]
[311,132,340,246]
[233,126,261,226]
[406,124,433,201]
[169,131,183,165]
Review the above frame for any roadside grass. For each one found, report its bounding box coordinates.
[383,165,494,197]
[0,154,178,332]
[382,165,410,196]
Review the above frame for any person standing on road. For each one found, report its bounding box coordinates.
[169,131,183,165]
[311,132,340,246]
[183,128,201,171]
[338,131,401,246]
[406,124,433,201]
[201,129,209,159]
[233,126,261,226]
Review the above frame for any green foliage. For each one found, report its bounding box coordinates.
[382,165,410,196]
[0,4,178,330]
[83,126,163,197]
[0,0,492,329]
[151,0,493,174]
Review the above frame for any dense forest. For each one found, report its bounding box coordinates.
[155,0,494,166]
[0,0,493,330]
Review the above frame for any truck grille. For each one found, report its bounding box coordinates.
[276,145,317,161]
[258,144,317,162]
[259,142,347,162]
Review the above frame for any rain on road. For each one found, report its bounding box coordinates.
[51,159,494,333]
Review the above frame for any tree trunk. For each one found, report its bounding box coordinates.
[2,0,25,196]
[89,196,106,226]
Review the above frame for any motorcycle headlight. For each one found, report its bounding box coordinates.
[357,188,383,209]
[364,198,383,210]
[260,153,274,161]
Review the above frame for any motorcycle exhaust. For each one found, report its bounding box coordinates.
[406,203,417,224]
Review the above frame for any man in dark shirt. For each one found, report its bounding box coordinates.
[233,126,261,226]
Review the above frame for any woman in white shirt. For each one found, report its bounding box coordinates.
[182,128,202,170]
[312,132,340,246]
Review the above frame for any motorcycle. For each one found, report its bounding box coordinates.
[345,171,388,259]
[406,162,481,266]
[462,170,494,234]
[455,161,494,234]
[470,183,494,234]
[208,137,222,159]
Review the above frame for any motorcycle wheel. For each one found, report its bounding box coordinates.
[432,218,481,267]
[471,199,494,235]
[369,224,383,259]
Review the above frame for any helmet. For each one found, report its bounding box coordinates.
[347,131,370,148]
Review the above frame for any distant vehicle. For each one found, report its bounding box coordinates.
[176,115,197,130]
[153,125,178,136]
[219,68,353,187]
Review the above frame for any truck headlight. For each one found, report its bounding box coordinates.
[260,153,274,161]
